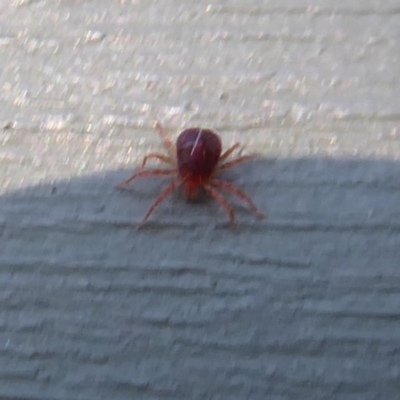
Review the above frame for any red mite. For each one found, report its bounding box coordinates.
[117,122,266,228]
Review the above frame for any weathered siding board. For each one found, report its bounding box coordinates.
[0,0,399,399]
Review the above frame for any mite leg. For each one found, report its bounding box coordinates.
[211,179,266,220]
[116,169,175,189]
[203,184,237,228]
[154,121,176,158]
[138,179,183,228]
[219,143,241,163]
[141,153,174,168]
[215,154,256,173]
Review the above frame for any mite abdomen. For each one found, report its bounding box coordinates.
[176,128,222,179]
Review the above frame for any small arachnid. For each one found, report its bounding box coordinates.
[117,121,266,228]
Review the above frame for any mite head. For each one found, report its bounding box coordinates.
[176,128,222,181]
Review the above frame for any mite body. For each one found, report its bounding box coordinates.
[117,122,266,228]
[177,128,222,200]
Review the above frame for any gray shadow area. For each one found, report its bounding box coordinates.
[0,157,399,400]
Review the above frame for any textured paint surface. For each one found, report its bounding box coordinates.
[0,0,400,399]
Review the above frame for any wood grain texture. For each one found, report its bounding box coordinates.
[0,0,399,399]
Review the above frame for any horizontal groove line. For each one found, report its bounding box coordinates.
[207,254,310,269]
[305,310,400,320]
[0,394,73,400]
[1,219,400,233]
[209,6,400,17]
